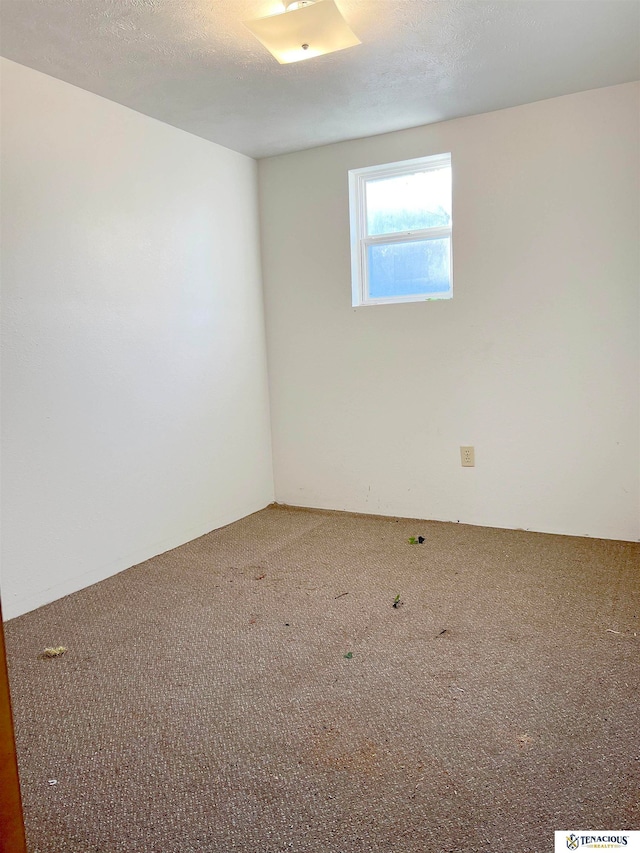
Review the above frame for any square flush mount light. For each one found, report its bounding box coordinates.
[244,0,361,64]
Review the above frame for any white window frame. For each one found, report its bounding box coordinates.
[348,153,452,307]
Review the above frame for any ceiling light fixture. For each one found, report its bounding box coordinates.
[244,0,361,65]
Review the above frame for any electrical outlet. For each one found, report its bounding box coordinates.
[460,446,475,467]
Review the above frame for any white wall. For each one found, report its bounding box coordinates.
[0,59,274,619]
[259,83,640,541]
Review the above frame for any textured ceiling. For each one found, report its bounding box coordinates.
[1,0,639,159]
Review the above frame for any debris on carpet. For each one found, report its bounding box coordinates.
[41,647,67,659]
[408,536,425,544]
[334,592,349,600]
[255,574,266,581]
[343,652,353,659]
[393,594,402,608]
[437,629,448,636]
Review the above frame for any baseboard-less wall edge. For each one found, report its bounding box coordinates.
[2,500,274,622]
[271,501,640,545]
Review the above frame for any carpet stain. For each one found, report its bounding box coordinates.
[303,725,383,777]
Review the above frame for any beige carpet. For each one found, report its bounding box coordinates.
[5,505,640,852]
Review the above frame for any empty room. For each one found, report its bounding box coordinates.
[1,1,639,851]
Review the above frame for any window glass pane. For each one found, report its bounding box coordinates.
[366,166,451,236]
[367,238,451,299]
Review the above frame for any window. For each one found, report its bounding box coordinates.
[348,153,452,306]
